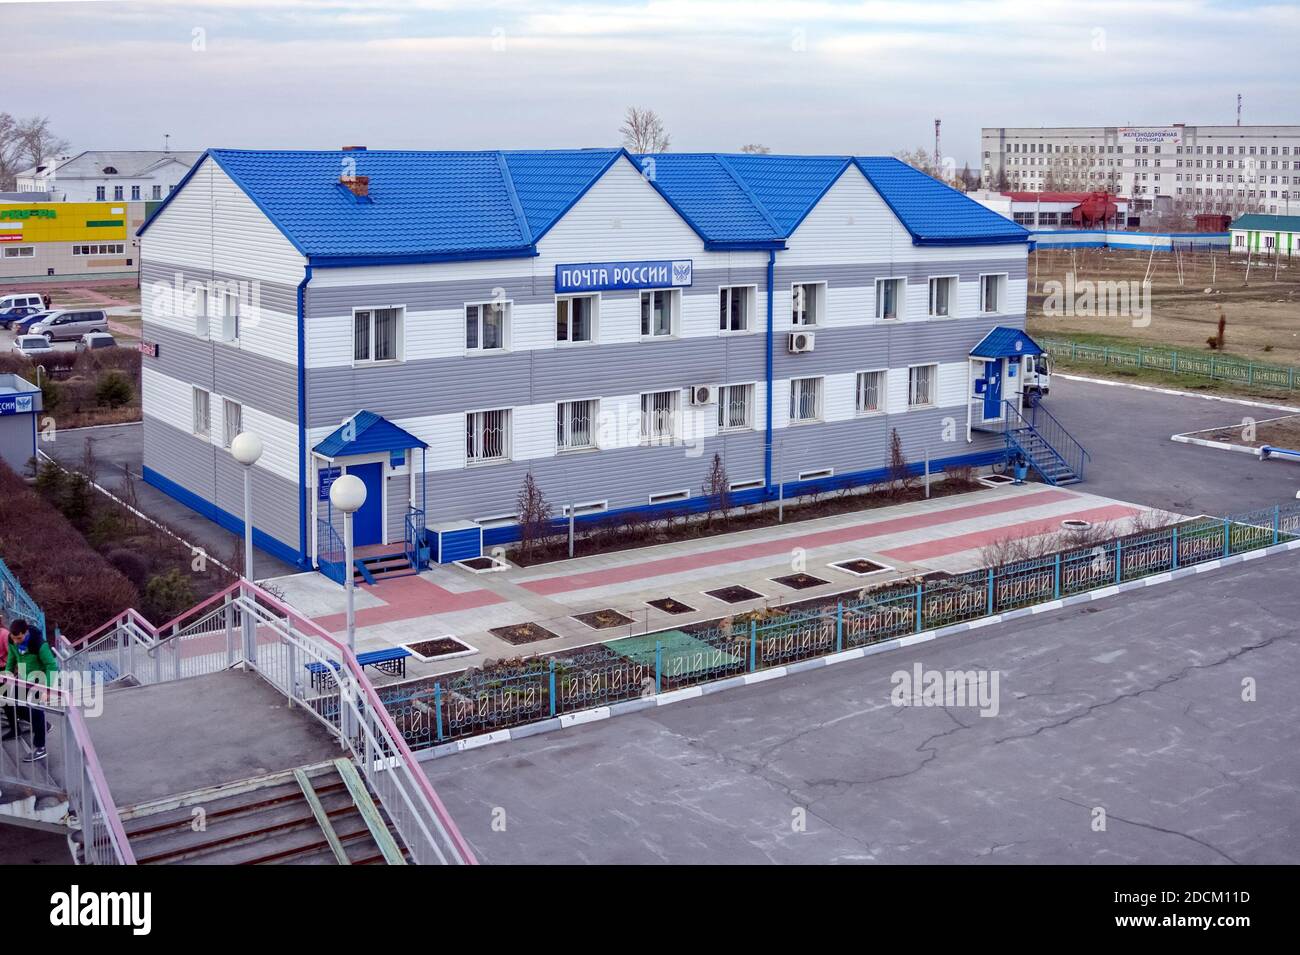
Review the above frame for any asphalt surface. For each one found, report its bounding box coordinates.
[425,549,1300,864]
[1046,375,1300,516]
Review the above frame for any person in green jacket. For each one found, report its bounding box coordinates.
[2,619,58,762]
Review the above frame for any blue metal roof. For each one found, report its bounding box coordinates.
[141,148,1026,262]
[314,410,428,458]
[970,326,1044,358]
[855,157,1028,246]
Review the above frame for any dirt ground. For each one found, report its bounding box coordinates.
[1027,247,1300,366]
[1194,413,1300,449]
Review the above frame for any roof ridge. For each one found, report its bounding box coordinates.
[495,152,533,245]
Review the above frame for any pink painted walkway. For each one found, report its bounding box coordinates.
[314,575,504,634]
[519,488,1078,597]
[880,503,1141,562]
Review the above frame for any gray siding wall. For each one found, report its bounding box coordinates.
[0,415,34,473]
[143,415,300,551]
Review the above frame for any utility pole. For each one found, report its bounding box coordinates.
[1236,94,1242,127]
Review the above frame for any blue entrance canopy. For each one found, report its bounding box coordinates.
[970,326,1044,359]
[313,410,428,458]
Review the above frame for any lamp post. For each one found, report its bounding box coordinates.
[230,431,263,665]
[329,473,367,654]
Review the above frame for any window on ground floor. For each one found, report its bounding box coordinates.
[192,387,210,438]
[556,399,598,451]
[908,364,937,408]
[466,408,511,464]
[789,377,822,423]
[717,383,753,431]
[222,398,242,448]
[856,370,886,414]
[640,390,679,444]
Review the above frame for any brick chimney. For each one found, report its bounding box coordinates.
[340,173,369,198]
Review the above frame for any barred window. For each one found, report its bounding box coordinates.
[908,364,936,407]
[789,377,821,422]
[557,399,597,451]
[717,384,753,431]
[466,409,510,463]
[855,370,885,414]
[640,390,679,444]
[192,388,210,438]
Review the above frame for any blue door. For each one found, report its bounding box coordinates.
[983,360,1003,420]
[349,462,384,546]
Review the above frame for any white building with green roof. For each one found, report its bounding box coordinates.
[1230,213,1300,257]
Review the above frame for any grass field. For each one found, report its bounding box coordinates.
[1027,247,1300,400]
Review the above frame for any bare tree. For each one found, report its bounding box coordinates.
[702,452,730,526]
[0,113,70,191]
[516,472,554,559]
[739,144,770,154]
[620,107,671,154]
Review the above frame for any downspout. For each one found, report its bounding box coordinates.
[764,249,775,493]
[296,262,314,569]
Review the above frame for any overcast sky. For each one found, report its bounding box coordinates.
[3,0,1293,166]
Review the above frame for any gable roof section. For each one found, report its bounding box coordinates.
[856,157,1028,246]
[1231,213,1300,232]
[971,326,1043,358]
[314,410,428,458]
[140,149,1027,263]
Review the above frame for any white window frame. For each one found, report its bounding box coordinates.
[719,284,756,334]
[466,407,512,465]
[855,369,887,415]
[788,376,823,424]
[556,397,600,453]
[222,290,240,343]
[639,288,678,339]
[927,275,958,318]
[562,500,608,517]
[1,246,34,259]
[717,382,755,432]
[222,398,243,449]
[352,305,404,364]
[791,281,825,327]
[640,389,681,445]
[908,363,938,409]
[875,277,906,320]
[192,387,211,439]
[194,286,209,339]
[555,293,598,345]
[798,467,834,481]
[728,478,763,492]
[979,273,1008,315]
[464,301,509,354]
[474,513,518,529]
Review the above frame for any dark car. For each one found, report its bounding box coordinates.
[75,332,118,352]
[11,310,53,334]
[0,304,42,330]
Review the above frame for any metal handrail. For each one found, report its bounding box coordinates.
[1002,399,1089,481]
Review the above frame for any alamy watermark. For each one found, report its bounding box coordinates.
[891,662,1001,717]
[1042,272,1151,328]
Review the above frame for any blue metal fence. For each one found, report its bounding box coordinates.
[380,501,1300,748]
[1042,338,1300,391]
[0,554,45,636]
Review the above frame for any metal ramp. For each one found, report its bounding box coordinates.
[997,399,1089,486]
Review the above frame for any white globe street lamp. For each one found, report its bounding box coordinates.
[330,473,367,653]
[231,431,264,664]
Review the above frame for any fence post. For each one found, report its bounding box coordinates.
[548,658,556,718]
[1172,351,1178,374]
[1053,553,1061,599]
[986,568,995,614]
[1210,354,1217,379]
[914,582,923,634]
[835,602,843,652]
[434,682,443,742]
[1222,517,1231,557]
[1115,538,1123,584]
[1273,505,1280,545]
[748,621,756,672]
[1172,526,1179,570]
[655,640,664,692]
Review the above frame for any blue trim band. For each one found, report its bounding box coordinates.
[143,466,301,567]
[764,249,775,491]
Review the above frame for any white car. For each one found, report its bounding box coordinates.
[13,335,54,358]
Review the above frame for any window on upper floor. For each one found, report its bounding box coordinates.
[95,186,105,201]
[875,277,905,320]
[980,274,1007,314]
[928,276,957,318]
[355,306,402,362]
[719,286,753,333]
[222,290,240,342]
[792,282,824,326]
[223,398,243,449]
[556,295,595,344]
[131,185,141,201]
[152,184,162,200]
[465,302,507,352]
[640,289,677,338]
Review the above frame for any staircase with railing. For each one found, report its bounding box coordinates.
[59,579,477,865]
[999,399,1089,486]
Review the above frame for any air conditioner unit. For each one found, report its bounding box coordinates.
[689,384,715,406]
[788,331,815,354]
